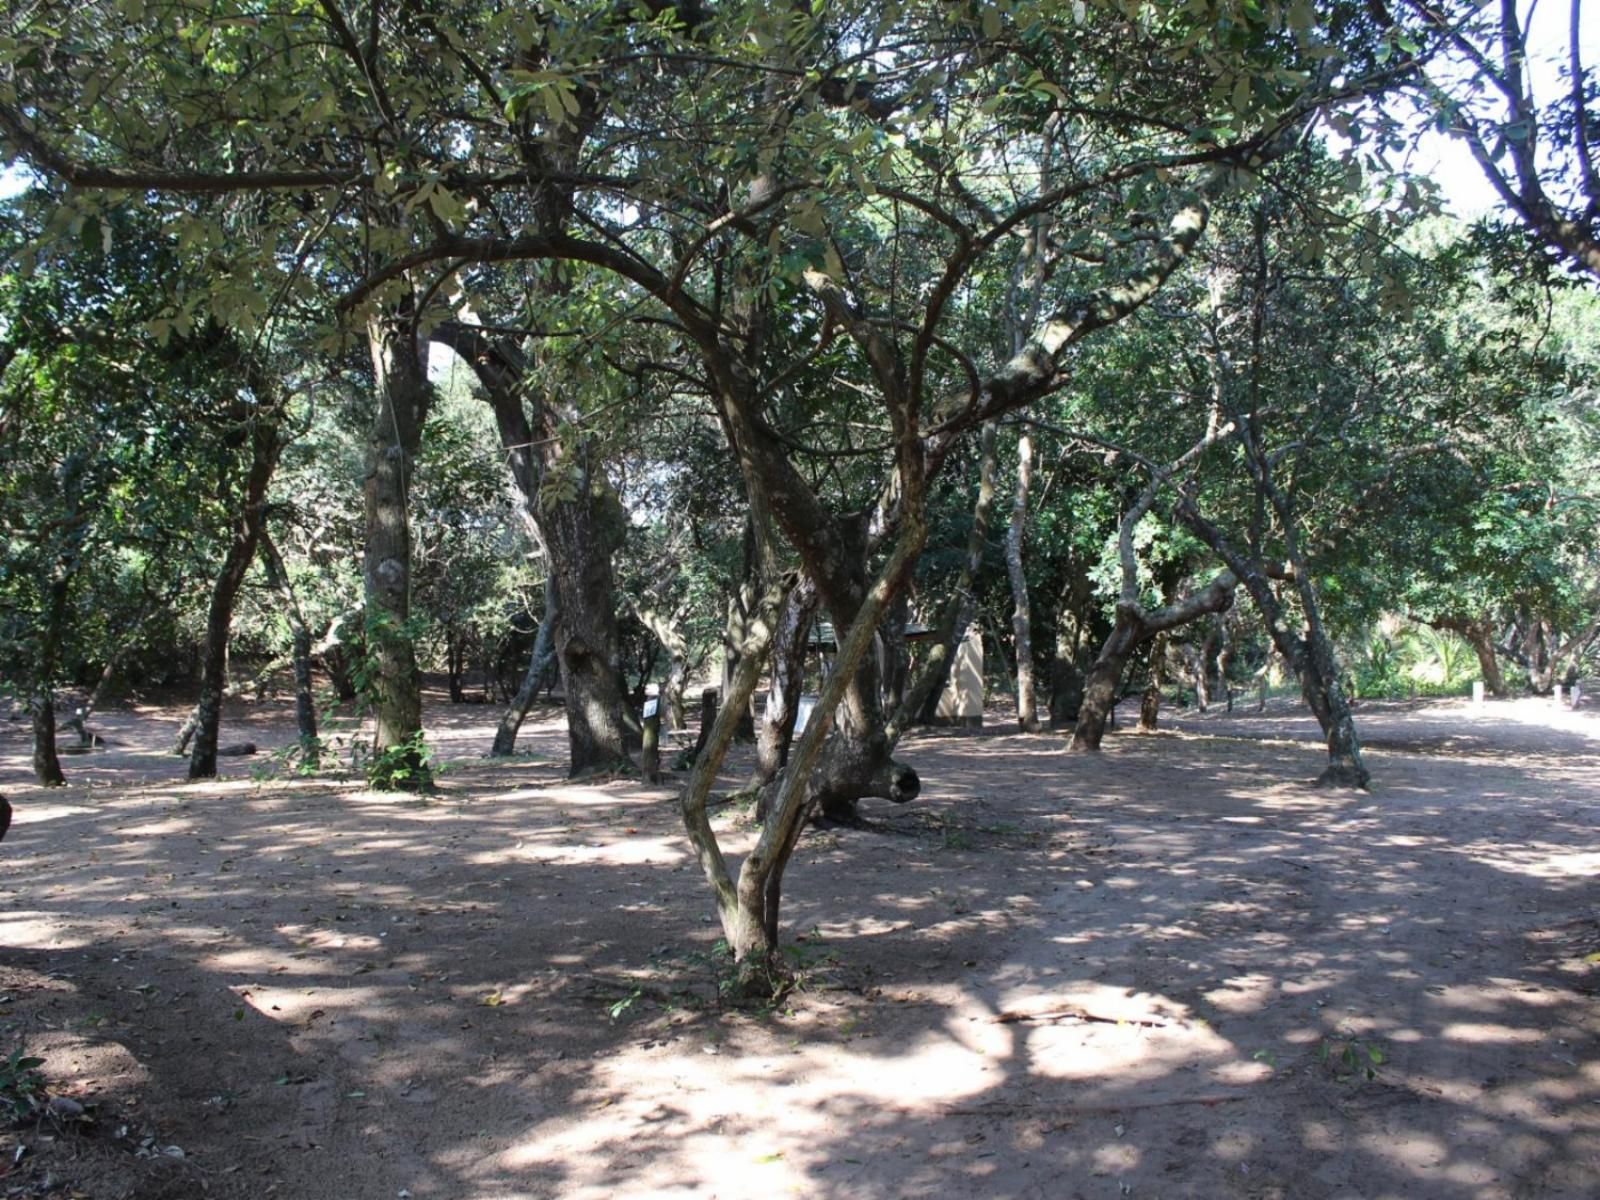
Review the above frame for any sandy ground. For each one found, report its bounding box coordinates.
[1,691,1598,1199]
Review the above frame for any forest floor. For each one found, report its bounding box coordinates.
[1,689,1597,1199]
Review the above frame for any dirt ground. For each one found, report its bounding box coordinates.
[1,689,1597,1199]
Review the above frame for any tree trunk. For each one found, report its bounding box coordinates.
[491,574,559,757]
[446,630,467,703]
[1432,615,1507,698]
[1072,611,1140,752]
[1218,618,1236,711]
[1195,620,1219,711]
[898,422,999,730]
[546,471,636,775]
[32,570,70,786]
[363,310,433,789]
[804,521,921,822]
[323,643,359,702]
[434,322,634,777]
[259,531,319,766]
[31,688,64,787]
[1177,498,1367,787]
[190,408,281,780]
[749,575,818,790]
[1139,632,1170,731]
[661,653,689,733]
[1006,432,1040,731]
[879,589,910,715]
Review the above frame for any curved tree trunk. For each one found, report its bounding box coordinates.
[1430,615,1508,698]
[190,407,282,780]
[434,322,634,777]
[1071,611,1141,752]
[1073,572,1237,752]
[491,574,559,757]
[1178,497,1368,788]
[749,575,818,790]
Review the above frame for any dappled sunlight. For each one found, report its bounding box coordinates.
[2,696,1598,1197]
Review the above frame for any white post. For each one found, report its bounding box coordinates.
[1472,680,1485,706]
[1553,685,1566,707]
[1573,682,1582,710]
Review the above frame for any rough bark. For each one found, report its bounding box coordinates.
[1178,497,1368,787]
[1072,572,1235,751]
[749,575,819,790]
[1139,631,1170,731]
[32,688,64,787]
[363,308,433,789]
[546,469,636,775]
[897,421,999,731]
[1006,432,1040,731]
[1430,615,1508,698]
[31,570,69,787]
[259,531,319,766]
[434,323,634,777]
[190,406,282,780]
[491,574,559,757]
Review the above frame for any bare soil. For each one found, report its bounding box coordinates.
[2,691,1597,1199]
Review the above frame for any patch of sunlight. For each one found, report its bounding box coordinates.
[1456,842,1600,880]
[1440,1022,1547,1045]
[501,838,689,867]
[0,913,89,948]
[1202,973,1277,1014]
[494,1022,1006,1191]
[11,802,98,824]
[1357,1130,1457,1179]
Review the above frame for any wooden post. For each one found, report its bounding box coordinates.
[688,687,719,765]
[641,705,661,783]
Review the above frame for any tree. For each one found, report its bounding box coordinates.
[1390,0,1600,281]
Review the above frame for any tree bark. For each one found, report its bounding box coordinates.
[31,569,69,786]
[491,574,559,757]
[1178,498,1368,787]
[1431,615,1508,698]
[190,405,282,780]
[749,575,818,790]
[545,466,636,775]
[1073,572,1236,751]
[434,322,634,776]
[363,308,433,789]
[31,688,64,787]
[897,421,999,730]
[1139,631,1170,731]
[1006,432,1040,731]
[880,588,910,715]
[1072,611,1141,752]
[259,531,319,766]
